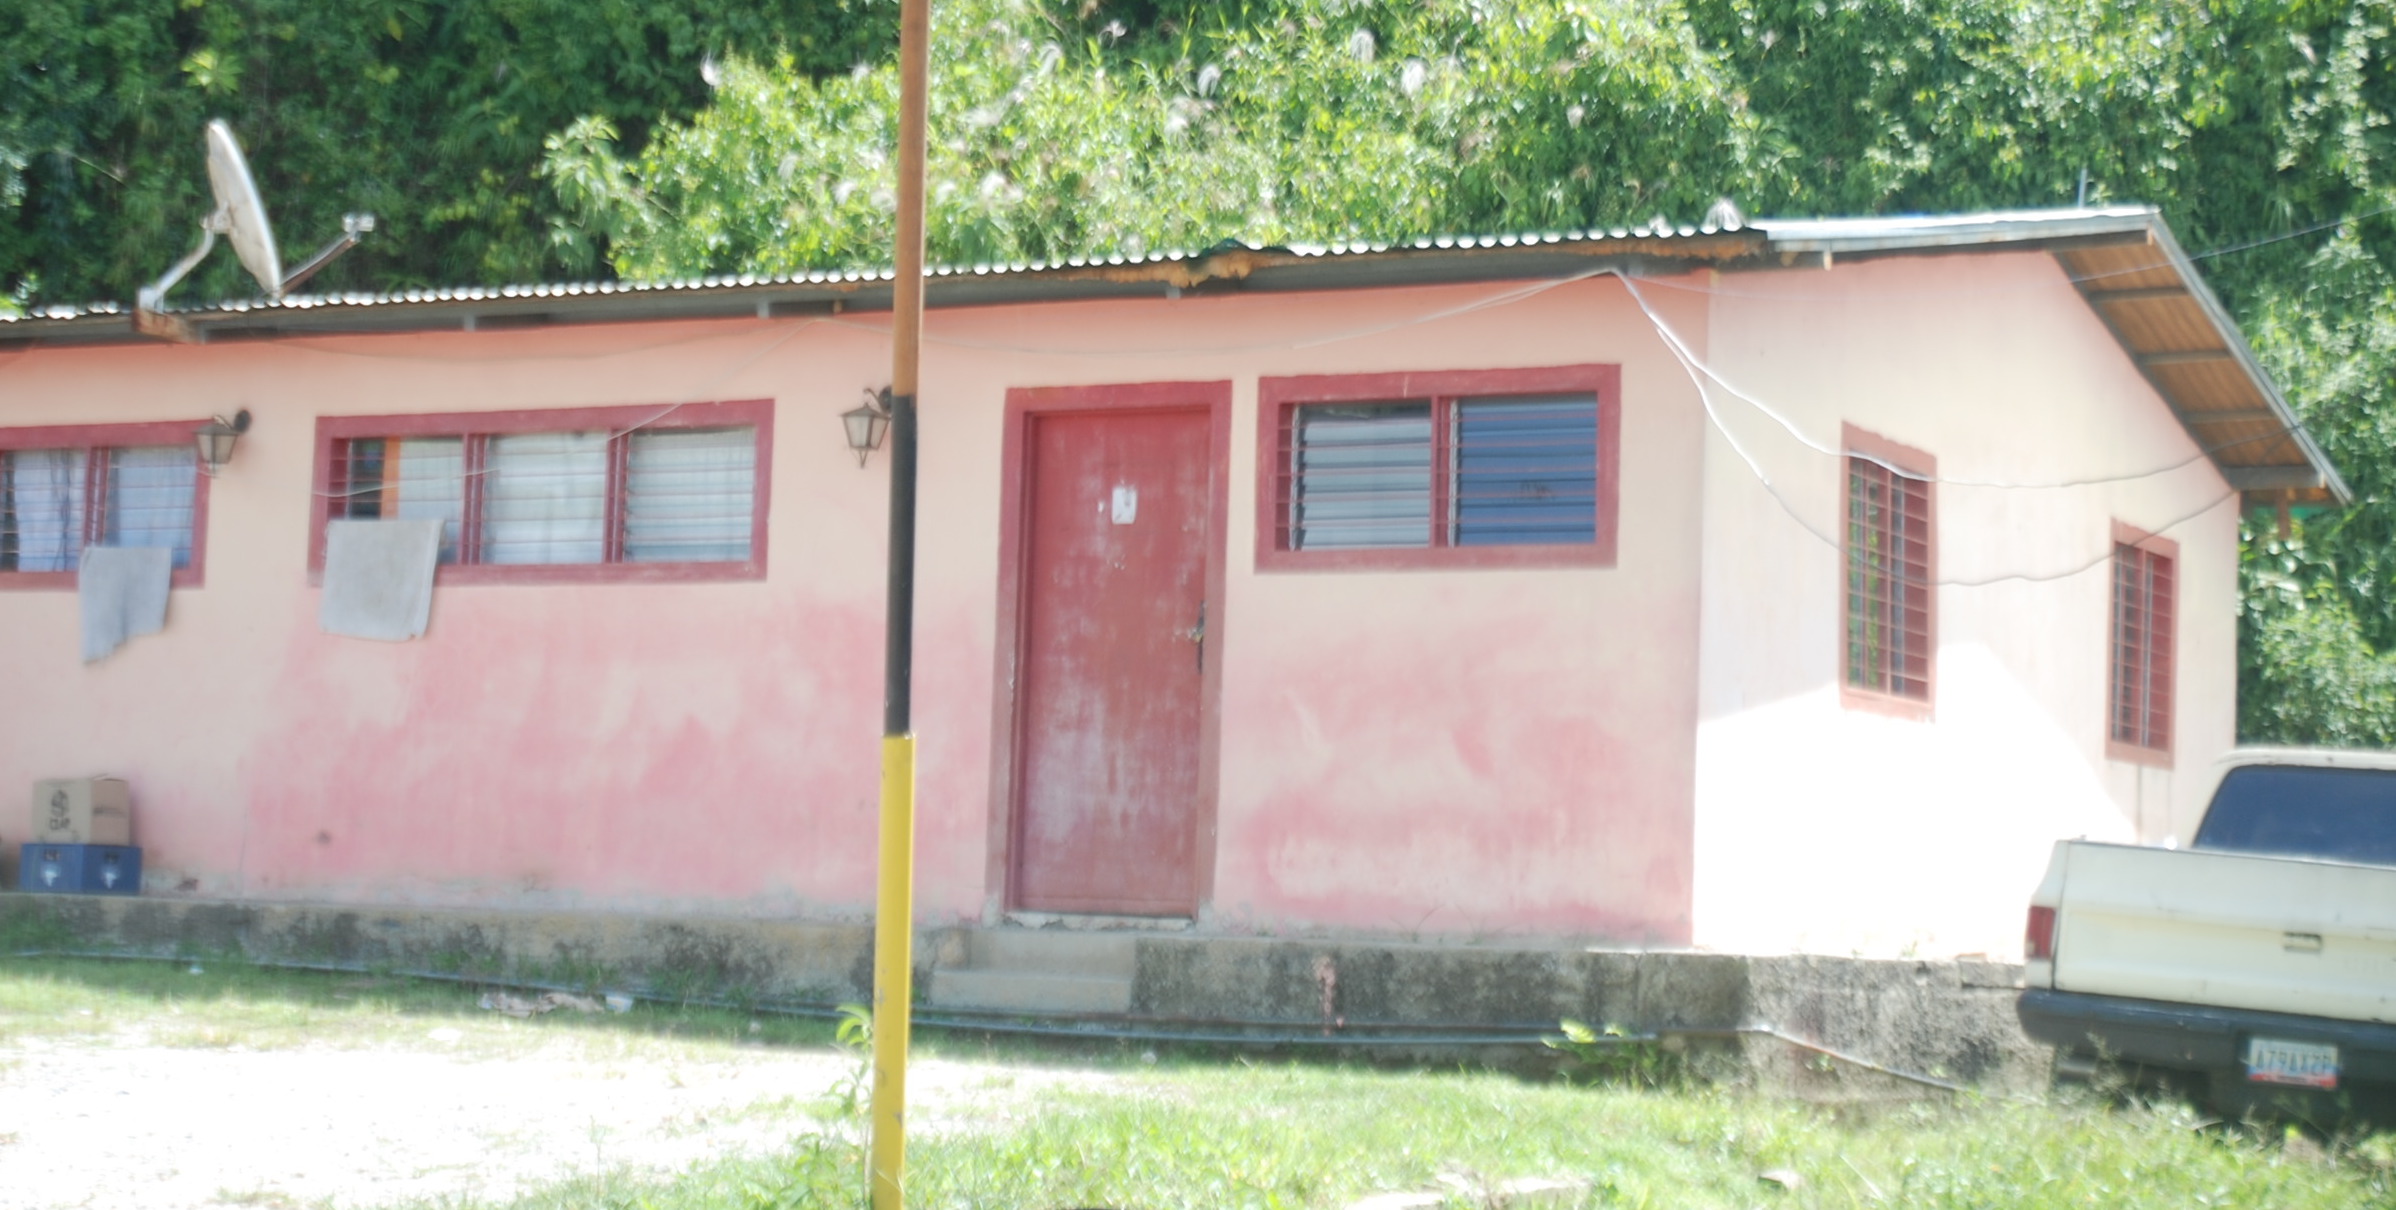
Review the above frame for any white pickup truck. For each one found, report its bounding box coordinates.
[2018,747,2396,1114]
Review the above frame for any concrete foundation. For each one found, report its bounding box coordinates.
[0,893,2041,1093]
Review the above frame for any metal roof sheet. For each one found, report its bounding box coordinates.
[0,205,2346,505]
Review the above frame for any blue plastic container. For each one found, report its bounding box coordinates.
[17,843,141,895]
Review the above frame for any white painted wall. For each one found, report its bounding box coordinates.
[1688,251,2242,958]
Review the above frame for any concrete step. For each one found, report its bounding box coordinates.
[962,929,1137,978]
[927,967,1133,1015]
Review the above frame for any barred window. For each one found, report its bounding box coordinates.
[311,400,769,585]
[2111,536,2175,755]
[1843,435,1935,707]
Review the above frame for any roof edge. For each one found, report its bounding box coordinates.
[2138,216,2351,506]
[0,206,2352,508]
[1751,207,2162,253]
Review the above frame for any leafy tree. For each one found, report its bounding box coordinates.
[0,0,891,306]
[544,0,2396,745]
[543,0,1765,276]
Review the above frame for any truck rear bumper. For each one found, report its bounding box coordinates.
[2020,988,2396,1085]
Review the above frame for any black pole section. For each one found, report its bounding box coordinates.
[883,390,919,737]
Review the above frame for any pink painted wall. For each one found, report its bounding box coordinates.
[0,276,1707,941]
[1687,251,2242,958]
[0,256,2239,951]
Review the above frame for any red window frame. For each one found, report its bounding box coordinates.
[2108,520,2177,764]
[308,399,773,586]
[0,419,213,591]
[1840,424,1936,719]
[1254,365,1621,572]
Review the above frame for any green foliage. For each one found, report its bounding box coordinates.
[825,1002,874,1116]
[542,0,1763,277]
[544,0,2396,282]
[0,0,893,303]
[2239,229,2396,745]
[1546,1018,1687,1088]
[2241,524,2396,744]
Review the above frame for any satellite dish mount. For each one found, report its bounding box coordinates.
[135,120,374,341]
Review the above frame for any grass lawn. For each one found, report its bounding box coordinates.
[7,955,2396,1209]
[0,952,843,1056]
[501,1068,2396,1210]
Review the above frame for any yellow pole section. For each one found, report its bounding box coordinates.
[869,733,917,1209]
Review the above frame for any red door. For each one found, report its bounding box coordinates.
[1012,406,1210,915]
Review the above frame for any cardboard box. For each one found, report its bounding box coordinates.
[31,777,132,845]
[17,843,141,895]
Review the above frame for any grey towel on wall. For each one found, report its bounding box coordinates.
[79,546,173,663]
[320,519,444,642]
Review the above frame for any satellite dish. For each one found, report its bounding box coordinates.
[135,120,374,341]
[204,119,282,295]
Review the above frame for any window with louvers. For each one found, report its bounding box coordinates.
[315,401,767,583]
[1285,394,1600,551]
[0,438,199,581]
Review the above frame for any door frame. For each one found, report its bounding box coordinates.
[985,381,1233,918]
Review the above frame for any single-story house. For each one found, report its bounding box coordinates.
[0,206,2344,959]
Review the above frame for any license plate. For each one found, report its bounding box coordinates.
[2245,1037,2340,1089]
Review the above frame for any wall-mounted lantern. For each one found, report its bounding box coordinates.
[843,389,892,468]
[196,409,251,476]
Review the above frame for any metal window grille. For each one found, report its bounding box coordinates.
[0,445,195,573]
[1844,456,1932,700]
[328,425,757,567]
[2111,542,2175,749]
[1280,393,1600,551]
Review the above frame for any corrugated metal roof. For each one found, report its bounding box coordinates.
[0,205,2346,505]
[0,215,1750,329]
[1750,206,2158,251]
[1750,207,2345,505]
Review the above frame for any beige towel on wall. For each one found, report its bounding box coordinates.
[319,519,444,642]
[79,546,172,664]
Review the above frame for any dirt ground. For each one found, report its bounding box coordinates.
[0,1020,1077,1210]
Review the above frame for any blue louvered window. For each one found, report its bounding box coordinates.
[1453,395,1599,546]
[1285,393,1600,551]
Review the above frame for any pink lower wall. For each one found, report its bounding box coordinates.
[0,278,1708,941]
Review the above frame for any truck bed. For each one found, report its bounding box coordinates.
[2041,839,2396,1026]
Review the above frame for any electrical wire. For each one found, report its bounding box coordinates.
[2185,199,2396,262]
[1612,273,2292,491]
[1636,276,2244,586]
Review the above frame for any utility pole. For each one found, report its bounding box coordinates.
[869,0,930,1201]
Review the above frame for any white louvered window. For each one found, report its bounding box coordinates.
[319,402,769,581]
[624,427,758,563]
[0,437,201,579]
[483,430,611,565]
